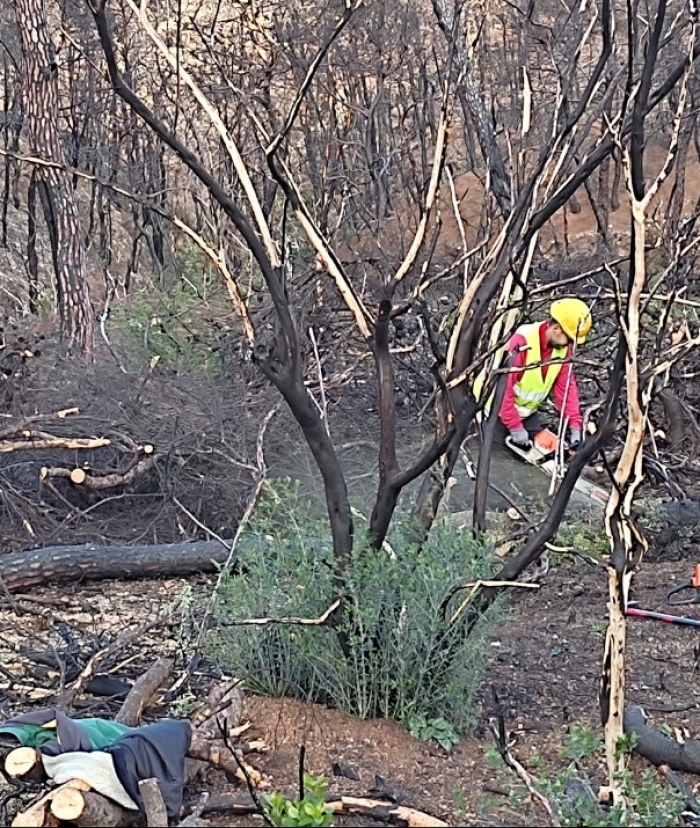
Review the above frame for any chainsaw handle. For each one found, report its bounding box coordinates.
[666,580,700,605]
[666,564,700,605]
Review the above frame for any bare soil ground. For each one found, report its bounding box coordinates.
[3,548,699,826]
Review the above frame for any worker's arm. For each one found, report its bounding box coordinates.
[552,362,583,438]
[497,334,528,432]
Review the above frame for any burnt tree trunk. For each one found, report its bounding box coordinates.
[0,539,236,592]
[625,705,700,774]
[15,0,94,353]
[26,173,39,311]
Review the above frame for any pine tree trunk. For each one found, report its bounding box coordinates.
[15,0,94,353]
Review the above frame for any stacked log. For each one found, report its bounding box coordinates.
[5,667,268,827]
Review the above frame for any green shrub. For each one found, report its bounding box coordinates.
[108,247,226,375]
[543,727,685,827]
[264,774,333,827]
[542,766,685,827]
[476,725,686,827]
[207,479,500,732]
[405,713,461,751]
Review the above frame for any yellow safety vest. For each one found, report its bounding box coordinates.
[474,323,568,419]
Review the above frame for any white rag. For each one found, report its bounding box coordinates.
[41,751,139,810]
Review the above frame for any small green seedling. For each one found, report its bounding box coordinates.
[263,773,334,827]
[406,713,460,751]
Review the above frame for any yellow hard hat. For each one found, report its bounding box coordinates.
[550,298,592,344]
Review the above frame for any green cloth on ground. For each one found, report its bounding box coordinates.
[0,718,133,750]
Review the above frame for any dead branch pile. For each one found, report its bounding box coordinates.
[1,665,270,827]
[0,649,448,828]
[0,346,272,553]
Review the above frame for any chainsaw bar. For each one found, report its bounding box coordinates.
[504,430,609,506]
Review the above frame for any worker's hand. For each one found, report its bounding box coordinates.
[567,428,582,452]
[509,427,532,450]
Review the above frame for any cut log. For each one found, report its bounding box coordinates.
[115,657,174,726]
[328,796,449,827]
[41,456,156,490]
[50,787,136,827]
[191,681,245,740]
[3,436,110,454]
[138,778,168,827]
[187,735,266,788]
[10,803,56,828]
[0,539,235,592]
[5,746,45,781]
[12,779,91,827]
[624,705,700,773]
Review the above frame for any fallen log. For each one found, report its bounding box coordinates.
[40,452,155,490]
[327,796,449,827]
[5,747,45,782]
[138,778,167,828]
[0,435,110,453]
[50,787,137,827]
[624,704,700,773]
[0,539,235,592]
[20,650,131,698]
[11,779,91,827]
[187,735,266,788]
[115,657,174,726]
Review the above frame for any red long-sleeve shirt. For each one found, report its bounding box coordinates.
[498,322,582,432]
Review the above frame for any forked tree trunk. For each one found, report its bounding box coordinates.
[15,0,94,353]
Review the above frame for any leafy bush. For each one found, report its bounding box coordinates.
[544,766,685,827]
[476,725,686,827]
[545,727,685,827]
[405,713,461,751]
[108,246,228,375]
[208,479,500,732]
[264,774,333,827]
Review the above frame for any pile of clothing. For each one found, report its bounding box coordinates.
[0,709,191,819]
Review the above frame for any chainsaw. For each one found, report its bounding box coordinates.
[504,428,609,507]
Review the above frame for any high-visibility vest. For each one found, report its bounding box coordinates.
[474,322,568,419]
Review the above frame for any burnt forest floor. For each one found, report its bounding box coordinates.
[2,551,700,827]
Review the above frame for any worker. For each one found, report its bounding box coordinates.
[475,298,592,450]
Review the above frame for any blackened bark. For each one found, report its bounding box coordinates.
[472,349,517,533]
[369,299,399,546]
[263,368,354,634]
[624,705,700,774]
[27,174,39,310]
[0,539,236,592]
